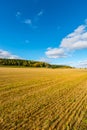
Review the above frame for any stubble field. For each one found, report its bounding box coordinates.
[0,67,87,130]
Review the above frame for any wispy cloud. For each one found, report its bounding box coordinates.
[77,60,87,68]
[16,11,21,18]
[39,57,50,63]
[0,49,20,59]
[32,10,44,27]
[37,10,43,16]
[69,59,87,68]
[16,10,44,29]
[23,19,38,29]
[23,19,32,25]
[46,23,87,58]
[35,10,44,21]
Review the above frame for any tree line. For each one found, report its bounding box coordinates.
[0,58,72,68]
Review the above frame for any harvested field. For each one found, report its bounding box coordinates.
[0,67,87,130]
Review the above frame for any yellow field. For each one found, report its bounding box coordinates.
[0,67,87,130]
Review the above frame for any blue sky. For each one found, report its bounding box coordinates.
[0,0,87,67]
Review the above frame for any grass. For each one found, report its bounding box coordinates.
[0,67,87,130]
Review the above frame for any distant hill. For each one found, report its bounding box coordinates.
[0,58,72,68]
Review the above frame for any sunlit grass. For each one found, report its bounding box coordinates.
[0,67,87,130]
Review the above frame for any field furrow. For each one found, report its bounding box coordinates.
[0,68,87,130]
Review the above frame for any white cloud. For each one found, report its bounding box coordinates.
[60,25,87,50]
[24,19,32,25]
[0,49,20,59]
[46,23,87,58]
[45,48,66,58]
